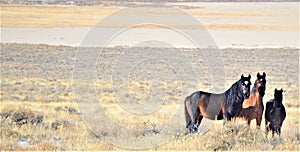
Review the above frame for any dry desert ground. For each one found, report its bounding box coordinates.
[0,1,299,150]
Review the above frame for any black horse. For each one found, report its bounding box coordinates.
[265,88,286,136]
[184,74,252,133]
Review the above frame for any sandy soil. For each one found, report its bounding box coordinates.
[1,2,299,48]
[1,28,299,48]
[1,43,299,110]
[0,43,299,150]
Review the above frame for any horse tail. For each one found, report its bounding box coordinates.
[184,96,192,128]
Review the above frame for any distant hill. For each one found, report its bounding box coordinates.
[2,0,299,6]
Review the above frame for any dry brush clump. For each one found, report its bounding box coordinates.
[204,122,298,151]
[203,122,269,150]
[0,102,114,150]
[157,120,299,151]
[0,101,299,150]
[1,101,299,150]
[0,107,43,127]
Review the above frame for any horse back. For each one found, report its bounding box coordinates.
[198,92,225,120]
[185,91,225,120]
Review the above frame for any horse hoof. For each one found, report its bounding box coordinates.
[190,128,197,134]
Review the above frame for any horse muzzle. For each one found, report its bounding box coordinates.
[276,104,281,109]
[258,86,265,97]
[259,91,265,97]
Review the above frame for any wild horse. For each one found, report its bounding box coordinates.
[236,72,266,128]
[184,74,252,133]
[265,88,286,136]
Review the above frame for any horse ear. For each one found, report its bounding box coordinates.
[257,72,260,78]
[280,89,283,92]
[248,74,251,80]
[263,72,266,78]
[241,74,244,79]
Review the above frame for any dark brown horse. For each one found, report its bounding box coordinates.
[236,72,266,128]
[184,74,252,133]
[265,88,286,136]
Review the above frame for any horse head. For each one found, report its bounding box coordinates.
[255,72,266,97]
[240,74,252,99]
[274,88,283,108]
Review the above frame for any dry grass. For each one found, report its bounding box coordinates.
[1,4,299,30]
[0,76,299,150]
[0,101,116,150]
[1,43,299,150]
[1,5,119,28]
[0,100,299,150]
[0,74,299,150]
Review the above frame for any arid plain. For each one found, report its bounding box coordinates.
[1,1,299,150]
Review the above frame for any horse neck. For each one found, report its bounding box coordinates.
[273,98,282,108]
[254,91,264,106]
[225,81,243,103]
[249,81,263,106]
[273,106,282,118]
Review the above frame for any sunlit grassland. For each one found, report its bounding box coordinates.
[1,76,299,150]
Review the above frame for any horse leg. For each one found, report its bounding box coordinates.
[247,119,251,127]
[197,114,203,127]
[256,116,262,129]
[189,121,197,133]
[266,121,271,137]
[184,96,197,133]
[184,98,191,129]
[188,118,196,133]
[265,120,269,136]
[186,105,198,133]
[278,128,281,136]
[190,108,200,133]
[222,113,232,125]
[195,112,200,127]
[188,94,201,133]
[186,115,195,133]
[265,119,267,128]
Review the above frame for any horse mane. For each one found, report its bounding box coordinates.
[222,79,246,117]
[224,80,244,105]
